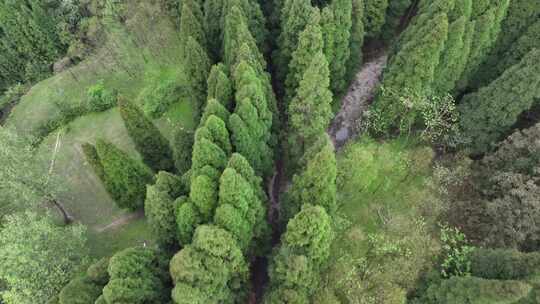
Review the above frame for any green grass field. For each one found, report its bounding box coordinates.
[5,1,194,258]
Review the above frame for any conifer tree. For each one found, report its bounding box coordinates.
[195,115,232,156]
[170,225,249,303]
[282,135,337,224]
[180,1,206,52]
[432,0,473,94]
[81,143,107,186]
[183,36,211,117]
[380,0,412,41]
[118,97,174,172]
[288,52,333,163]
[459,49,540,154]
[329,0,353,95]
[276,0,314,84]
[199,99,231,127]
[171,126,194,174]
[321,6,336,76]
[145,184,177,249]
[102,247,169,304]
[229,60,274,177]
[207,64,233,109]
[286,10,324,101]
[363,0,389,38]
[191,136,228,180]
[95,139,154,211]
[489,20,540,85]
[223,5,266,72]
[458,0,510,89]
[347,0,366,79]
[229,98,273,177]
[472,2,540,88]
[370,13,448,133]
[154,171,187,199]
[204,0,267,60]
[203,0,226,59]
[215,167,261,251]
[266,205,333,303]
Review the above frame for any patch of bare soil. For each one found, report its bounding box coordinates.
[328,53,388,149]
[94,210,145,233]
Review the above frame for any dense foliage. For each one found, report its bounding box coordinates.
[2,0,540,303]
[0,212,88,304]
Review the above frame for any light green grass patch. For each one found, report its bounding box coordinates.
[6,0,185,140]
[87,217,154,258]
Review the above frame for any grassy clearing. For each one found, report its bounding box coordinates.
[86,217,154,258]
[6,1,195,258]
[38,99,194,258]
[6,1,186,139]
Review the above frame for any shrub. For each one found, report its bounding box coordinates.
[87,80,117,112]
[439,224,474,278]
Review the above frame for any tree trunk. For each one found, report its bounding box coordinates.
[50,199,73,225]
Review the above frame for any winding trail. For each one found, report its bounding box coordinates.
[94,210,145,233]
[328,53,388,148]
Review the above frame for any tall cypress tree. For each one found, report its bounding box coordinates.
[432,0,473,94]
[329,0,353,95]
[457,0,510,90]
[285,10,323,102]
[489,20,540,86]
[347,0,366,79]
[362,0,389,38]
[380,0,412,41]
[180,1,207,52]
[203,0,226,59]
[282,134,337,225]
[288,52,333,165]
[370,12,448,134]
[183,36,211,117]
[223,5,266,72]
[276,0,314,85]
[207,64,233,110]
[170,225,249,303]
[471,0,540,88]
[266,205,333,303]
[145,184,177,249]
[118,97,174,172]
[459,49,540,154]
[95,139,154,211]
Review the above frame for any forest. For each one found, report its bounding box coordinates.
[0,0,539,303]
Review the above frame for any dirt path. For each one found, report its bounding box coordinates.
[94,210,145,233]
[328,53,388,149]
